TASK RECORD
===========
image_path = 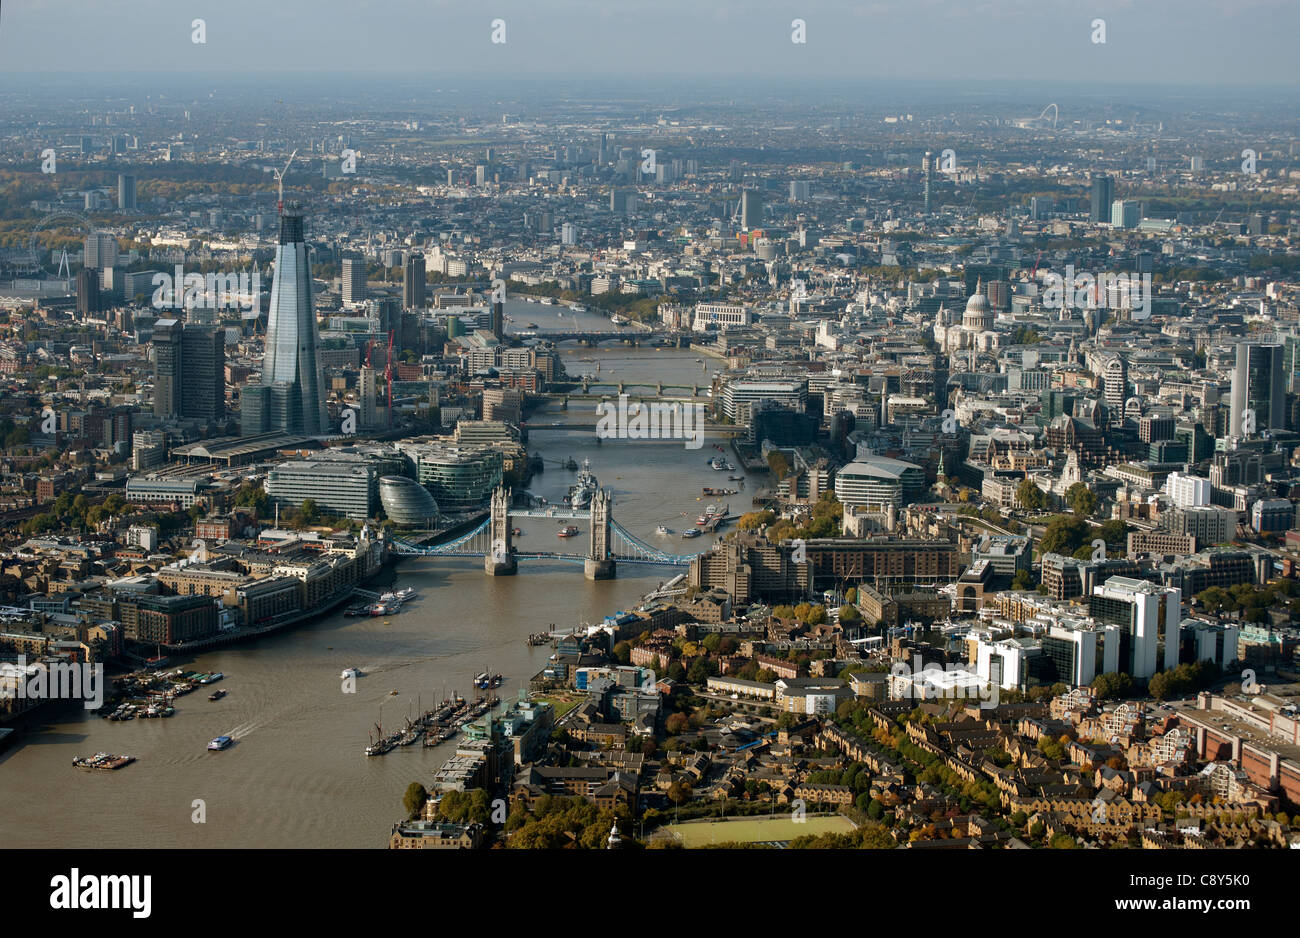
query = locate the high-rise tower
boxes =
[118,173,137,211]
[1089,174,1114,223]
[740,189,762,230]
[923,151,933,214]
[1229,342,1284,438]
[263,205,327,435]
[402,253,426,308]
[341,254,366,306]
[153,320,224,422]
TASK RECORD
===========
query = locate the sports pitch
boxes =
[665,813,856,847]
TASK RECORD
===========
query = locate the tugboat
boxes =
[656,525,671,536]
[557,525,580,538]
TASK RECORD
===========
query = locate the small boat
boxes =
[208,688,227,701]
[656,525,670,536]
[341,667,363,680]
[557,525,580,538]
[512,527,522,536]
[526,322,539,329]
[73,753,136,771]
[388,690,399,696]
[198,672,223,684]
[208,736,233,751]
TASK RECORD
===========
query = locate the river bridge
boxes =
[388,485,712,579]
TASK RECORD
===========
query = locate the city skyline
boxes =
[1,0,1298,894]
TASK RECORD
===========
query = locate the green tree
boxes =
[234,483,271,516]
[767,451,791,480]
[298,498,320,525]
[402,782,428,819]
[1065,482,1097,517]
[1016,478,1046,511]
[1091,671,1134,701]
[1097,519,1129,546]
[1040,514,1091,555]
[687,658,713,685]
[738,509,775,531]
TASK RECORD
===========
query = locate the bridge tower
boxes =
[584,488,616,580]
[485,484,516,576]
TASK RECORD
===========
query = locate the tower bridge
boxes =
[387,485,710,578]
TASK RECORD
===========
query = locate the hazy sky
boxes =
[1,0,1297,87]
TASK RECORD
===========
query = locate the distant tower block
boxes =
[923,151,933,214]
[584,488,616,580]
[485,484,516,576]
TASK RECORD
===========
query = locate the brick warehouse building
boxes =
[1171,692,1300,805]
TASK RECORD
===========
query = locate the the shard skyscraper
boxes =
[259,204,327,435]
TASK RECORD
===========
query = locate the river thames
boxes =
[0,338,748,847]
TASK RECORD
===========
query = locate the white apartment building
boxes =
[1165,471,1211,508]
[265,460,378,521]
[692,303,751,331]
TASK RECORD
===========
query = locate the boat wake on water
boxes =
[226,721,260,740]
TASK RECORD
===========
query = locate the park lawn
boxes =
[665,813,855,847]
[534,695,582,719]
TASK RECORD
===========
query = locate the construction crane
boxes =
[1030,250,1043,278]
[273,149,297,216]
[385,330,394,428]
